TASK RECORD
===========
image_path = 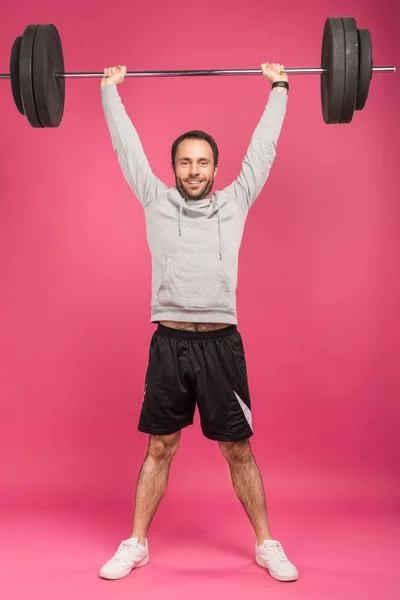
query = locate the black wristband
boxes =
[272,80,289,92]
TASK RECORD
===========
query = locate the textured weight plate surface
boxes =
[32,24,65,127]
[321,17,346,124]
[356,29,372,110]
[19,24,43,127]
[340,17,359,124]
[10,36,24,115]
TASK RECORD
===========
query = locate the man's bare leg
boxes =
[131,432,181,544]
[219,439,273,545]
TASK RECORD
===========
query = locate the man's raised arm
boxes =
[231,62,288,210]
[101,66,168,208]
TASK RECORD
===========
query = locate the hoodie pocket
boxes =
[157,253,233,310]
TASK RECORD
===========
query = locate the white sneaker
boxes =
[99,537,149,580]
[256,539,298,582]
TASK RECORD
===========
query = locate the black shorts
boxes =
[138,324,253,442]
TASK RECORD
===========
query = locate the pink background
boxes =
[1,0,399,599]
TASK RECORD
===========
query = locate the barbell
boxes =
[0,16,396,128]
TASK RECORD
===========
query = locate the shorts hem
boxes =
[138,422,193,436]
[201,430,254,442]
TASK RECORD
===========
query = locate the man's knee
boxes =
[219,439,252,464]
[148,432,181,462]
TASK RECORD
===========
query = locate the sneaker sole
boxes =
[256,555,298,582]
[99,555,149,580]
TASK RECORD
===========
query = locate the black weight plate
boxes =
[321,17,346,124]
[32,24,65,128]
[340,17,359,124]
[19,24,43,128]
[10,36,24,115]
[356,29,372,110]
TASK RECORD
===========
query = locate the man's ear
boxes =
[214,166,219,177]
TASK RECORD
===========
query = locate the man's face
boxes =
[174,138,218,201]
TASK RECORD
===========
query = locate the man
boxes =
[99,62,298,583]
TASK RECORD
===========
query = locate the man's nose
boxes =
[189,163,200,176]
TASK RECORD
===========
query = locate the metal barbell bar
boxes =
[1,66,396,79]
[63,66,397,77]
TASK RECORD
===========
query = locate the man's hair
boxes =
[171,130,219,170]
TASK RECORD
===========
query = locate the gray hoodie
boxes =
[101,84,288,324]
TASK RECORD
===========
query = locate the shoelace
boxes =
[265,543,288,563]
[112,541,139,562]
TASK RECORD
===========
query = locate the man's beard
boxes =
[175,175,215,201]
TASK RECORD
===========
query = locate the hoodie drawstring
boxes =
[213,199,222,261]
[179,197,184,237]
